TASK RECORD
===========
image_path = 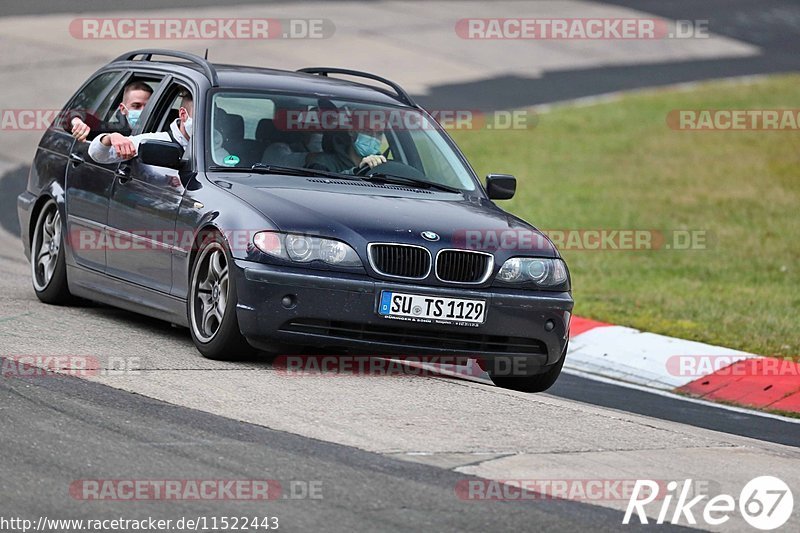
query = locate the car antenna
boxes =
[204,48,209,60]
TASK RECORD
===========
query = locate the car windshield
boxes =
[207,91,477,191]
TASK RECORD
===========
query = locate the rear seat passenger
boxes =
[258,115,317,167]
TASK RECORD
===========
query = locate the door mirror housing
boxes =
[485,174,516,200]
[138,140,184,170]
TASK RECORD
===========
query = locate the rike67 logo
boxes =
[624,476,794,530]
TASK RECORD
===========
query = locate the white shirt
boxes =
[88,119,189,165]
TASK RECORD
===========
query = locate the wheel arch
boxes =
[188,223,227,275]
[29,188,64,247]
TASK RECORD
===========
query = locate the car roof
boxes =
[217,65,410,106]
[112,59,413,107]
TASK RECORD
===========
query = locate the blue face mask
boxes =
[126,108,142,127]
[353,133,381,157]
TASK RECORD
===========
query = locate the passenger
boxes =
[87,90,193,188]
[70,81,153,142]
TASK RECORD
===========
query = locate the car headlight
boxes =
[253,231,362,267]
[495,257,568,287]
[285,234,313,261]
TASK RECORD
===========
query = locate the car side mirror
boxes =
[139,140,184,170]
[486,174,516,200]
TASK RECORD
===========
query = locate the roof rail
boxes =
[297,67,417,107]
[112,49,219,87]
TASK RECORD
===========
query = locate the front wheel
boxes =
[488,343,568,393]
[188,233,254,360]
[30,199,72,305]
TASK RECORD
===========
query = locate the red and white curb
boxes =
[566,318,800,414]
[419,317,800,415]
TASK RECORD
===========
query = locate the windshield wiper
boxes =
[251,163,348,179]
[208,164,349,180]
[208,164,458,192]
[362,173,462,193]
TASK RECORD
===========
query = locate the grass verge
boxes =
[450,75,800,359]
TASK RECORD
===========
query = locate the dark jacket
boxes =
[68,109,132,140]
[305,151,358,174]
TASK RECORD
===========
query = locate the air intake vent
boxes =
[436,250,493,284]
[306,178,433,194]
[281,319,549,355]
[368,244,431,279]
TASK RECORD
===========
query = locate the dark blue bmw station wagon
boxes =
[18,50,573,392]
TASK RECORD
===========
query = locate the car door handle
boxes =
[69,152,84,166]
[116,165,131,184]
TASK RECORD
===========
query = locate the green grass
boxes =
[449,75,800,359]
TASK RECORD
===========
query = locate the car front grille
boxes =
[435,250,493,283]
[280,319,548,355]
[368,244,431,279]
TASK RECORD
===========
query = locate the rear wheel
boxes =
[489,343,567,393]
[30,199,72,305]
[188,233,254,360]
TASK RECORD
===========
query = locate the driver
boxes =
[305,128,386,174]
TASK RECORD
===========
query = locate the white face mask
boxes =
[183,117,193,138]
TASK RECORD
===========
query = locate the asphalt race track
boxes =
[3,367,668,532]
[1,1,799,531]
[1,236,798,530]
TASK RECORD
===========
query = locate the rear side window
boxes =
[60,71,123,132]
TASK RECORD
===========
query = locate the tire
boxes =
[188,232,254,360]
[489,343,568,393]
[30,199,72,305]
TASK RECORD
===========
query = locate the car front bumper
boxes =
[234,260,573,372]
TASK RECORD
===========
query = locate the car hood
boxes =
[223,178,557,257]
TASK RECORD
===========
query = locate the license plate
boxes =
[378,291,487,326]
